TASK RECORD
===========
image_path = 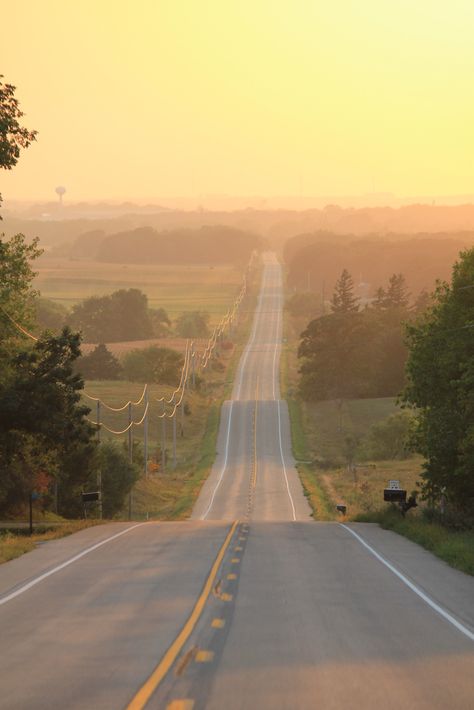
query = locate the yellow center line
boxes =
[126,521,238,710]
[166,701,194,710]
[252,380,258,492]
[211,618,225,628]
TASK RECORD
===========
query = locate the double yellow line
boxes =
[126,521,238,710]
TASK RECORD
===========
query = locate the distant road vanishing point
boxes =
[0,252,473,710]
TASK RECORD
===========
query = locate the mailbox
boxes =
[82,491,100,503]
[384,488,407,503]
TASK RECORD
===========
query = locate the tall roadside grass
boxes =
[355,508,474,576]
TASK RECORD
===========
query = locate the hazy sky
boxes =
[2,0,474,202]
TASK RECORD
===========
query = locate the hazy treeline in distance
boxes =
[4,202,474,253]
[285,231,474,299]
[50,225,261,264]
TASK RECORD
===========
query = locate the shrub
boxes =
[122,346,183,384]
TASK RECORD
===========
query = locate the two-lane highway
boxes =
[0,253,473,709]
[192,253,311,522]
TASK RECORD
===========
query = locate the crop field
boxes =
[34,257,243,324]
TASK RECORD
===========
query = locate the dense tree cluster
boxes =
[75,344,122,380]
[298,270,412,401]
[0,233,97,517]
[403,248,474,517]
[175,310,210,338]
[69,288,154,342]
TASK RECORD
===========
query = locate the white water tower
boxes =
[55,185,66,204]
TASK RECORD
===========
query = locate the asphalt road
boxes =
[0,253,473,709]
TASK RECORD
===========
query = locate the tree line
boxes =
[50,225,261,264]
[297,254,474,521]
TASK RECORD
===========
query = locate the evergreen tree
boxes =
[77,343,122,380]
[373,274,410,310]
[330,270,359,314]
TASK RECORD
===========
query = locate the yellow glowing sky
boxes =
[2,0,474,202]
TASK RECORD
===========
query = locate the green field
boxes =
[34,258,243,324]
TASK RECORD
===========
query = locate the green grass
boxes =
[354,509,474,576]
[286,397,334,521]
[34,259,242,324]
[305,397,399,465]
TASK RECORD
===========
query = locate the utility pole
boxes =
[161,402,166,473]
[143,389,149,478]
[97,400,102,520]
[128,402,133,521]
[172,410,177,469]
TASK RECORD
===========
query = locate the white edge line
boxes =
[201,401,234,520]
[277,399,297,521]
[273,267,296,521]
[340,524,474,642]
[0,523,146,606]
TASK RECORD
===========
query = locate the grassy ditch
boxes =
[0,520,103,565]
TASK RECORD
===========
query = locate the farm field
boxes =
[34,257,243,324]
